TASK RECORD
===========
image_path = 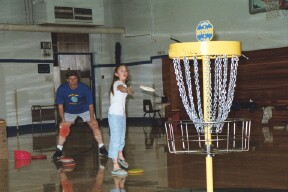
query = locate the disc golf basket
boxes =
[166,40,251,192]
[262,0,288,19]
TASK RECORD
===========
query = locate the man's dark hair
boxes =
[66,70,79,79]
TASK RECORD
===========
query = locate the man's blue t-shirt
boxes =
[55,82,93,114]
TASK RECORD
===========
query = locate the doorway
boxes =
[53,52,96,113]
[52,33,96,114]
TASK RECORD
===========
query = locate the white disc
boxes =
[59,157,74,163]
[139,85,155,92]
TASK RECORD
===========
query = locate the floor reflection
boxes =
[4,118,288,191]
[111,174,127,192]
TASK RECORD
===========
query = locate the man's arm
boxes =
[58,104,65,123]
[89,104,96,120]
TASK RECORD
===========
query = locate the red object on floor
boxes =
[31,155,47,160]
[59,157,74,163]
[14,160,31,169]
[14,150,31,160]
[62,162,76,167]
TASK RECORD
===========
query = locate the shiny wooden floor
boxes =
[1,119,288,192]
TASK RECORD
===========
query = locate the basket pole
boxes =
[202,56,213,191]
[206,155,213,191]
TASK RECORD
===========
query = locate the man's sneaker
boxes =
[52,148,63,161]
[53,160,63,172]
[99,157,108,169]
[99,146,108,158]
[53,160,75,172]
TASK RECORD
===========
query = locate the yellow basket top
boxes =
[169,41,241,59]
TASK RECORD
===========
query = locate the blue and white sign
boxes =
[196,20,214,42]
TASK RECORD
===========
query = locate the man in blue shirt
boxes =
[52,70,108,161]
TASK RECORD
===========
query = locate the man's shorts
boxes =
[64,111,91,123]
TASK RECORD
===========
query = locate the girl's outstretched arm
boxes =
[117,85,132,95]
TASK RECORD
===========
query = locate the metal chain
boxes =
[183,57,199,121]
[193,57,204,122]
[211,56,221,122]
[172,55,239,134]
[218,56,228,122]
[193,57,204,132]
[219,56,239,127]
[203,56,212,122]
[173,58,194,121]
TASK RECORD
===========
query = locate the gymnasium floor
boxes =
[1,119,288,192]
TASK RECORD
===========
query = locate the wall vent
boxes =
[54,6,93,22]
[33,0,104,26]
[54,7,74,20]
